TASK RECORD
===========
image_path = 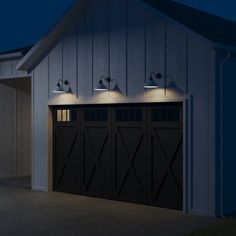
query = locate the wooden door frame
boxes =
[183,95,193,214]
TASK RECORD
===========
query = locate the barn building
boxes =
[0,0,236,217]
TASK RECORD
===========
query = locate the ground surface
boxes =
[187,218,236,235]
[0,177,235,236]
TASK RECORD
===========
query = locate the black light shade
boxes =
[52,82,64,93]
[112,84,121,92]
[65,86,73,94]
[52,79,73,94]
[167,80,183,94]
[94,79,108,91]
[144,77,159,89]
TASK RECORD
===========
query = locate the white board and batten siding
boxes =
[32,56,49,191]
[16,89,31,176]
[0,57,31,179]
[188,36,216,216]
[31,0,216,216]
[214,51,236,216]
[0,59,28,79]
[110,0,127,95]
[0,81,31,178]
[0,84,16,177]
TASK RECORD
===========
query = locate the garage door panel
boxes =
[171,141,183,196]
[152,128,182,159]
[81,107,112,198]
[116,127,144,154]
[149,104,183,209]
[82,132,94,183]
[84,126,109,154]
[113,107,147,203]
[85,166,110,196]
[115,170,146,203]
[56,165,79,193]
[114,134,129,182]
[82,127,110,177]
[152,174,182,209]
[150,134,168,196]
[82,126,111,197]
[54,126,80,194]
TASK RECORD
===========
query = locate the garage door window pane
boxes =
[56,109,77,122]
[116,109,142,122]
[84,109,108,121]
[152,107,180,122]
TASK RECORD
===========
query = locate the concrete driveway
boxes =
[0,183,220,236]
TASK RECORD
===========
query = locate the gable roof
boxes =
[17,0,236,71]
[144,0,236,47]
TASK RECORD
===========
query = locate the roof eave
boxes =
[16,40,43,71]
[214,43,236,53]
[0,52,23,62]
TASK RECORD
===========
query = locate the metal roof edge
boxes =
[0,52,23,62]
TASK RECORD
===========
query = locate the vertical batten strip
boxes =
[144,11,147,85]
[31,70,35,189]
[108,0,111,77]
[125,0,128,96]
[47,54,50,98]
[190,95,194,211]
[11,59,13,77]
[62,39,64,89]
[91,0,94,95]
[76,23,79,97]
[164,23,167,93]
[186,36,189,94]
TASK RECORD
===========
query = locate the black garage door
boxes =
[53,103,183,210]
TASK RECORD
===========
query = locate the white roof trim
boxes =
[0,52,23,61]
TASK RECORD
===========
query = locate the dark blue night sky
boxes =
[0,0,235,53]
[0,0,75,53]
[175,0,236,21]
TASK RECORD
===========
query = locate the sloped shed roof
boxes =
[0,45,32,56]
[0,45,33,61]
[17,0,236,71]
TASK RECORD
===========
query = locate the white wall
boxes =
[0,59,28,79]
[0,83,16,178]
[0,78,31,178]
[16,89,31,176]
[188,36,215,216]
[32,57,49,191]
[215,52,236,216]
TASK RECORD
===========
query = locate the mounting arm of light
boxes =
[52,79,73,94]
[144,72,174,95]
[94,76,119,91]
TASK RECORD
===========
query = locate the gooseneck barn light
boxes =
[52,79,73,94]
[144,72,177,95]
[94,76,119,91]
[144,72,162,89]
